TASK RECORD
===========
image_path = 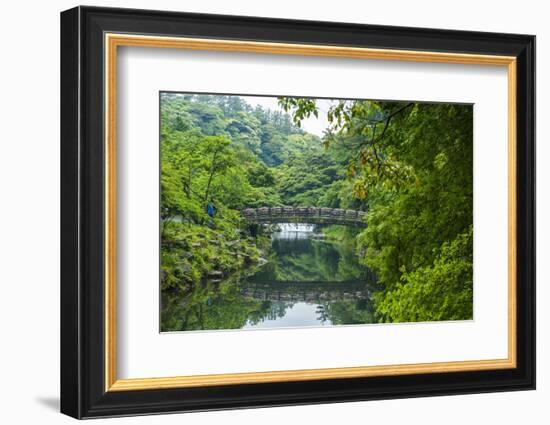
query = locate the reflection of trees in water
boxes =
[161,277,378,331]
[317,298,376,325]
[248,301,290,325]
[161,266,265,331]
[256,237,370,283]
[162,283,295,331]
[161,233,380,332]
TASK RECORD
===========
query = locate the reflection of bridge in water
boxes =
[241,207,367,227]
[240,281,373,303]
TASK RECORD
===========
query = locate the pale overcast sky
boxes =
[240,95,335,138]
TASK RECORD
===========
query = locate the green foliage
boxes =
[160,94,286,293]
[276,149,351,207]
[279,97,319,126]
[284,98,473,322]
[373,227,473,322]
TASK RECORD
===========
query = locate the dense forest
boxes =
[160,93,473,330]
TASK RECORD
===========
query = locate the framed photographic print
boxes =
[60,6,535,419]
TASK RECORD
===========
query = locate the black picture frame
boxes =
[61,5,535,419]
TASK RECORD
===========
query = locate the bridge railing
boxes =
[241,206,366,226]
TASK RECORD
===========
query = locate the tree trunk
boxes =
[204,149,219,202]
[187,164,192,197]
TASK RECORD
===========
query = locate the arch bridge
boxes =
[241,206,367,227]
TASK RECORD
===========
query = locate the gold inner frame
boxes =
[104,33,518,392]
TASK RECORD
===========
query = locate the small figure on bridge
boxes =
[206,203,216,217]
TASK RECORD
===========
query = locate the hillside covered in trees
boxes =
[160,93,473,329]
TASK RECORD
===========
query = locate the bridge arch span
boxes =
[241,206,367,227]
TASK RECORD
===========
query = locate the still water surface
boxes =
[242,223,376,329]
[161,223,378,332]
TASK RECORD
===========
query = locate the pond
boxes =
[161,223,379,332]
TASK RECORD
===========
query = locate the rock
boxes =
[162,239,187,249]
[179,264,192,273]
[208,270,223,278]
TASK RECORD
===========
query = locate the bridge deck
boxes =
[241,207,367,227]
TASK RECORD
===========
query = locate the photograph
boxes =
[159,92,474,332]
